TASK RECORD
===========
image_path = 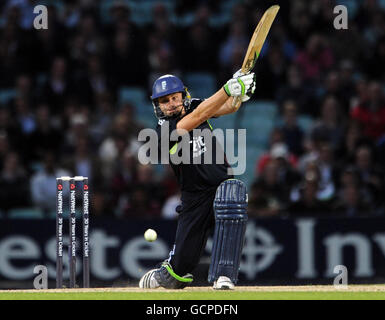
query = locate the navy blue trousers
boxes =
[167,188,217,277]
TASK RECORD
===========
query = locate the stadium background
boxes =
[0,0,384,288]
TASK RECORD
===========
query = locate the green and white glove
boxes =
[241,73,256,102]
[231,69,256,102]
[232,68,245,78]
[224,72,255,98]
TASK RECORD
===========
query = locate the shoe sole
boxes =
[139,269,157,289]
[213,282,234,290]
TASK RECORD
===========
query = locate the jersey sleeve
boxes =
[188,98,203,113]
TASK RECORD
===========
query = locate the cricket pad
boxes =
[208,179,248,284]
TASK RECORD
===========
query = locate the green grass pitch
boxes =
[1,286,385,300]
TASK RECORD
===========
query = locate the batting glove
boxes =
[240,73,256,102]
[224,72,255,97]
[232,68,245,78]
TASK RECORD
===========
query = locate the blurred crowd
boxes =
[0,0,384,219]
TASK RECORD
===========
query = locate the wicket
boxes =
[56,176,90,288]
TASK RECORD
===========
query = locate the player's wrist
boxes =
[223,84,231,96]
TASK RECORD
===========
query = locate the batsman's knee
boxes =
[154,262,193,289]
[214,178,248,217]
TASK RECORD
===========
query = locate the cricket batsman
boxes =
[139,71,255,290]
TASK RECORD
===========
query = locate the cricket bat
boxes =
[232,5,280,109]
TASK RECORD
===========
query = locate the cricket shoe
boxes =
[213,276,235,290]
[139,269,160,289]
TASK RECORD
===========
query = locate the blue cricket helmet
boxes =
[151,74,191,119]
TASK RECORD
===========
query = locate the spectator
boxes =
[13,74,35,106]
[180,5,219,73]
[0,106,24,150]
[268,18,297,61]
[3,0,35,30]
[14,96,35,135]
[218,21,249,82]
[63,112,89,152]
[365,35,385,81]
[75,54,111,106]
[353,144,384,209]
[105,0,139,38]
[337,60,357,113]
[62,0,82,29]
[292,159,336,202]
[0,152,30,214]
[146,2,177,51]
[0,16,24,86]
[329,20,366,65]
[30,5,67,74]
[350,77,370,113]
[110,149,137,212]
[334,120,365,167]
[105,28,147,89]
[362,10,385,48]
[62,135,102,186]
[288,3,314,47]
[355,0,383,29]
[257,140,298,177]
[98,110,142,180]
[67,33,89,74]
[254,41,287,99]
[255,139,297,176]
[332,183,373,217]
[124,186,161,219]
[350,81,385,141]
[295,34,334,86]
[317,142,339,199]
[320,71,350,113]
[288,167,332,217]
[310,95,345,149]
[28,104,63,161]
[40,57,74,112]
[147,33,180,89]
[248,160,289,218]
[276,64,314,115]
[278,100,304,156]
[76,13,105,57]
[121,164,162,218]
[90,187,112,217]
[0,133,11,169]
[335,166,375,215]
[30,152,71,216]
[311,0,337,34]
[89,92,116,145]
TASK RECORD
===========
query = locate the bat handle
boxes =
[232,96,242,110]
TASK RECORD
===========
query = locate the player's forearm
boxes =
[213,97,242,117]
[176,88,228,132]
[195,88,229,121]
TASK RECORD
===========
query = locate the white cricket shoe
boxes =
[213,276,235,290]
[139,269,160,289]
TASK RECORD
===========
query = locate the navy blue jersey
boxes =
[156,99,233,195]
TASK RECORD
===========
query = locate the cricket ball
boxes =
[144,229,157,242]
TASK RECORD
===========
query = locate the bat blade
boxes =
[232,5,280,109]
[241,5,280,74]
